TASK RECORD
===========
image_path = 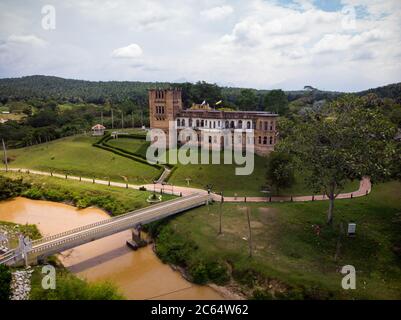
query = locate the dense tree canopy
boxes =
[277,96,398,224]
[264,89,289,115]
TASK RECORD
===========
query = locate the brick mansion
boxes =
[148,88,278,156]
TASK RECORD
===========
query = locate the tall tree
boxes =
[278,96,397,224]
[266,151,295,195]
[237,89,258,111]
[264,89,289,115]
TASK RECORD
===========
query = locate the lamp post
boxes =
[2,139,8,172]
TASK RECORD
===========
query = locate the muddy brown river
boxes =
[0,197,223,300]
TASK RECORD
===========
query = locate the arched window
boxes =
[270,121,273,130]
[259,122,263,130]
[201,120,204,127]
[196,120,200,127]
[177,119,180,127]
[264,121,268,130]
[225,121,229,128]
[189,118,192,127]
[258,136,262,144]
[263,137,267,145]
[238,120,243,129]
[181,119,185,127]
[230,121,235,128]
[269,136,273,144]
[247,121,251,129]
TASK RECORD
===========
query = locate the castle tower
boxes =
[148,88,182,135]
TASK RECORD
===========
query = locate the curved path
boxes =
[1,168,371,203]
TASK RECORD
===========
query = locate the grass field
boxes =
[106,136,150,159]
[5,134,358,196]
[104,137,359,196]
[152,180,401,299]
[6,135,160,184]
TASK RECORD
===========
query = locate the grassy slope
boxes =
[7,135,159,184]
[6,134,358,196]
[105,137,358,196]
[106,137,150,159]
[1,171,175,215]
[158,181,401,299]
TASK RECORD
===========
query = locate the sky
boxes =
[0,0,400,92]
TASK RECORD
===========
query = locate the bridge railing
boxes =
[31,194,209,254]
[32,193,202,246]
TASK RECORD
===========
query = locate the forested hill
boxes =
[358,82,401,101]
[0,75,342,105]
[0,75,400,108]
[0,75,167,105]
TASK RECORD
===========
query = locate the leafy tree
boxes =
[278,97,397,224]
[237,89,258,111]
[266,151,295,195]
[0,265,11,300]
[264,89,289,115]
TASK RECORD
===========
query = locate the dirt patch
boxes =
[258,207,279,224]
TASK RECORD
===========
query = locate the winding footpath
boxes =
[1,167,371,203]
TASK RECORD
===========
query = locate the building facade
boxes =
[148,89,278,156]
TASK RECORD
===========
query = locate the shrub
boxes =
[0,265,12,300]
[189,261,209,284]
[188,260,230,285]
[156,226,197,266]
[30,269,124,300]
[0,176,29,200]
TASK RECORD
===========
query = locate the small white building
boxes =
[91,124,106,136]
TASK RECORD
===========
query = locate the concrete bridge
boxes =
[0,193,210,267]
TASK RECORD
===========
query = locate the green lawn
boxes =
[6,135,160,184]
[101,137,359,196]
[106,137,150,159]
[1,171,175,215]
[5,134,359,196]
[154,181,401,299]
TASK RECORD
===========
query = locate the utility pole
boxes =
[218,193,223,235]
[121,110,124,129]
[111,109,114,129]
[2,139,8,172]
[246,207,253,258]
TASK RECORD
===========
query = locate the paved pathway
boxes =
[1,168,371,203]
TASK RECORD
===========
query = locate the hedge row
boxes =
[94,134,177,183]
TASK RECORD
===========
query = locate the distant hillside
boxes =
[0,75,341,104]
[0,75,400,107]
[0,75,169,105]
[358,83,401,102]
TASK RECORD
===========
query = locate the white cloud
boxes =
[0,0,400,91]
[7,34,47,47]
[112,44,143,59]
[200,5,233,20]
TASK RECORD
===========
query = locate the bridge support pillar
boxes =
[126,224,147,251]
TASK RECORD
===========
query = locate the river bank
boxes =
[0,197,224,299]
